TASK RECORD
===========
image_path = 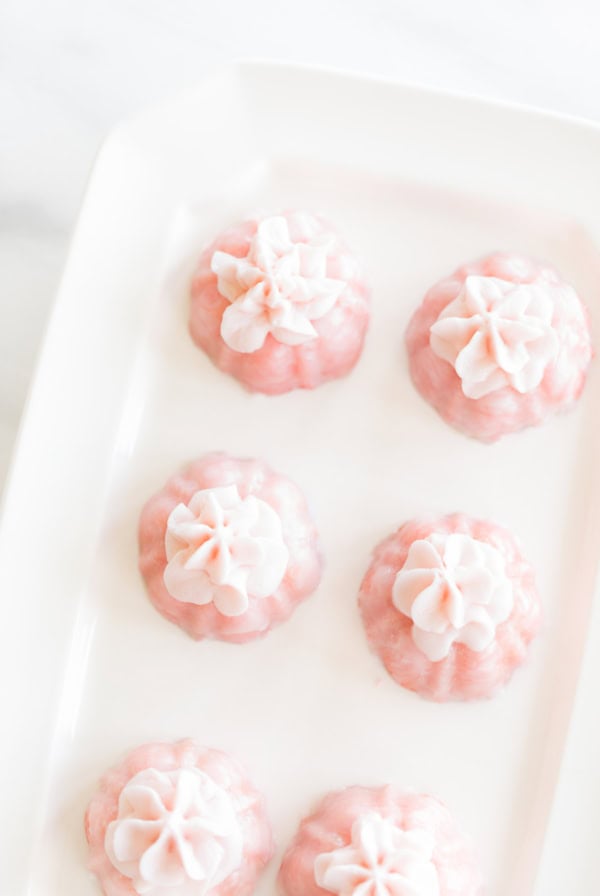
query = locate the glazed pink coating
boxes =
[278,785,483,896]
[358,514,541,702]
[85,739,274,896]
[405,253,592,441]
[189,214,370,394]
[138,453,322,642]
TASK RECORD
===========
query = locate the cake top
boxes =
[211,213,347,353]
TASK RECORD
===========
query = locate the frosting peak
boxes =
[429,275,560,398]
[105,767,243,896]
[211,215,346,353]
[314,812,440,896]
[164,485,289,616]
[392,532,513,662]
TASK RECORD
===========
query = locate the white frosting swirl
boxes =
[429,275,560,399]
[314,812,440,896]
[163,485,289,616]
[211,215,346,353]
[392,533,513,662]
[105,767,243,896]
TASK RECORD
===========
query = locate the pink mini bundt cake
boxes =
[278,785,483,896]
[85,739,273,896]
[405,253,592,441]
[138,453,322,642]
[190,211,370,393]
[359,513,541,701]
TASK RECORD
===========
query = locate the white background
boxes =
[1,0,600,487]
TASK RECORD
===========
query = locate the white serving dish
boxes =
[1,62,600,896]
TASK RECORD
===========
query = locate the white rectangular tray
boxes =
[2,63,600,896]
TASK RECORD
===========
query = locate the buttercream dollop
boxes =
[429,274,560,398]
[392,532,513,662]
[105,767,243,896]
[314,812,440,896]
[163,484,289,616]
[211,215,346,353]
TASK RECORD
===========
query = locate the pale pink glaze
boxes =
[189,214,370,394]
[138,453,322,642]
[278,785,483,896]
[405,253,592,441]
[358,514,541,701]
[85,739,274,896]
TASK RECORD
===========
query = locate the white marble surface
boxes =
[1,0,599,488]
